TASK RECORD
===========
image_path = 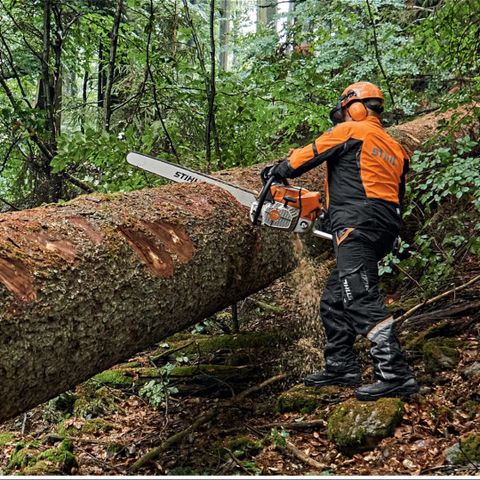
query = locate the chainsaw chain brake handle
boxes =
[252,175,275,226]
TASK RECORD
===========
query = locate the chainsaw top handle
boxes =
[252,175,288,226]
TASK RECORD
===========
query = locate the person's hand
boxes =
[260,164,279,184]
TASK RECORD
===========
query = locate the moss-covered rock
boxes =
[105,442,125,458]
[22,460,62,475]
[8,438,76,474]
[444,433,480,466]
[422,337,461,373]
[37,441,76,472]
[327,398,404,453]
[461,361,480,379]
[403,321,450,351]
[151,333,284,361]
[42,392,77,423]
[277,384,340,414]
[0,432,16,446]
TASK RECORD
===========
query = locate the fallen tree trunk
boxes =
[0,182,299,422]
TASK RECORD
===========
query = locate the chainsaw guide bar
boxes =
[127,152,332,241]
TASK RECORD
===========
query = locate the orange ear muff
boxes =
[347,101,367,121]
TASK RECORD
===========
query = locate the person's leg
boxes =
[304,266,360,387]
[335,229,417,399]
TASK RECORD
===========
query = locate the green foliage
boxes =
[384,136,480,294]
[138,363,179,409]
[408,137,480,209]
[267,427,289,448]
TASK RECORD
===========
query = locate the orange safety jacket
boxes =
[275,116,410,233]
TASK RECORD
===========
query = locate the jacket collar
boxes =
[365,115,383,127]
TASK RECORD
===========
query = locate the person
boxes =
[263,82,419,401]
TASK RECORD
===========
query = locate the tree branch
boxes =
[145,0,180,161]
[365,0,396,110]
[396,273,480,327]
[128,373,287,472]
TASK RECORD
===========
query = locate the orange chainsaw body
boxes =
[270,185,322,221]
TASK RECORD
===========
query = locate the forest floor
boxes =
[0,254,479,476]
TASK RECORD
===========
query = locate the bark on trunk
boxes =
[0,181,298,422]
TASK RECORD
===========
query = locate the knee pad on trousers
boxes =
[340,264,370,305]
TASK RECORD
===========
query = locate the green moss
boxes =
[8,448,38,468]
[80,418,114,434]
[122,361,142,368]
[386,297,419,315]
[73,386,121,418]
[38,447,77,471]
[57,418,113,437]
[422,337,461,373]
[403,321,451,351]
[22,460,61,475]
[57,420,77,437]
[92,369,133,387]
[43,392,77,423]
[445,433,480,465]
[460,400,479,420]
[105,442,124,456]
[223,436,262,458]
[151,333,283,361]
[0,432,16,446]
[170,364,252,377]
[327,398,404,453]
[277,384,339,414]
[132,367,163,377]
[7,434,76,474]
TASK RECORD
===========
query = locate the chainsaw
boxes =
[126,152,332,241]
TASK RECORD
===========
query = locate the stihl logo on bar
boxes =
[174,171,198,182]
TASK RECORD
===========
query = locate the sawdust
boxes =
[274,250,335,378]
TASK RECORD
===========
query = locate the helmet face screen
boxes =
[329,104,345,125]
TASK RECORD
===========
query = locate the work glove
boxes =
[260,160,291,185]
[260,164,280,185]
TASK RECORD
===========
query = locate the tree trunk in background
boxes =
[257,0,276,32]
[219,0,231,71]
[97,41,106,108]
[103,0,123,131]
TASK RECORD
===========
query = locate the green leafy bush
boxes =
[383,136,480,295]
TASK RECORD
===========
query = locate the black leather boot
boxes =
[355,377,419,401]
[304,370,361,387]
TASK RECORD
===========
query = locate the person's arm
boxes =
[274,122,354,179]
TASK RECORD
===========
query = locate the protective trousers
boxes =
[320,228,413,381]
